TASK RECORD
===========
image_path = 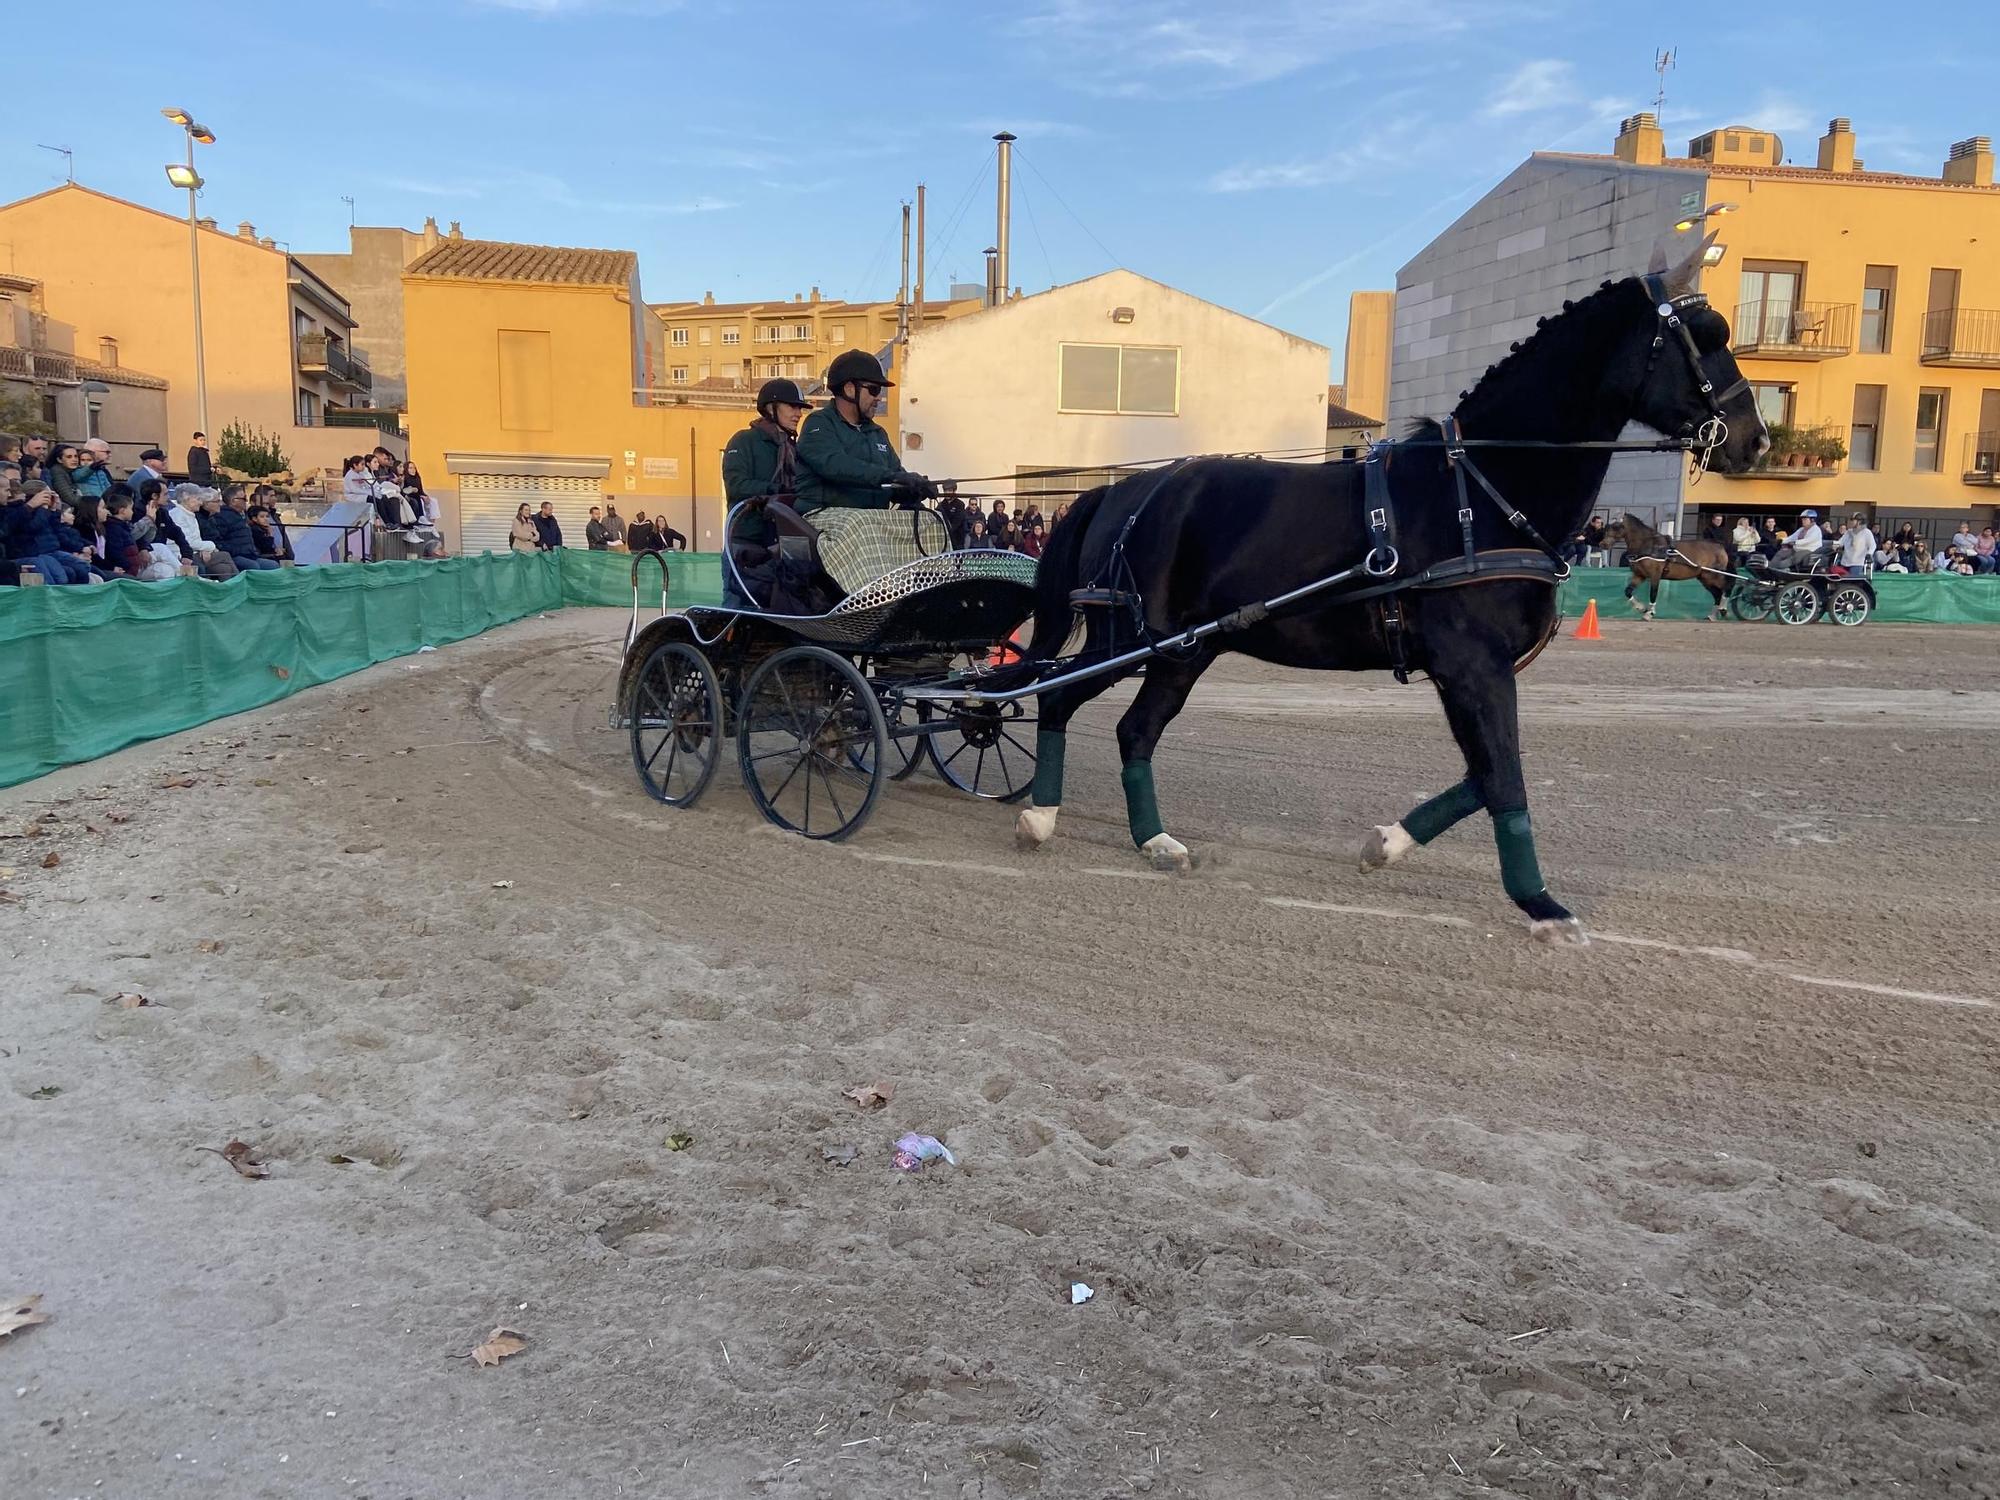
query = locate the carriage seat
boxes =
[810,507,951,595]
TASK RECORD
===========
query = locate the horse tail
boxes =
[978,484,1110,692]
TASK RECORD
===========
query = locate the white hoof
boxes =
[1015,803,1060,849]
[1642,608,1657,622]
[1140,832,1192,873]
[1359,822,1416,873]
[1529,917,1589,946]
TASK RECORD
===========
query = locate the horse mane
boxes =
[1620,511,1663,549]
[1438,276,1647,423]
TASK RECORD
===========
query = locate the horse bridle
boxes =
[1640,273,1753,478]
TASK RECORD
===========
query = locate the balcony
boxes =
[295,406,406,436]
[296,332,374,392]
[1723,420,1848,480]
[1731,300,1854,360]
[0,345,80,382]
[1963,431,2000,486]
[1921,307,2000,368]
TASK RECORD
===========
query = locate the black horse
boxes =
[1002,237,1765,943]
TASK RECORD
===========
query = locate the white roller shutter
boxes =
[457,472,604,556]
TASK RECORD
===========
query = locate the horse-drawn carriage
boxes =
[613,504,1042,841]
[1727,552,1875,626]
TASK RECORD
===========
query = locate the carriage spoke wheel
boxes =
[1728,583,1773,622]
[1776,581,1822,626]
[627,640,723,808]
[737,645,887,841]
[1827,583,1871,627]
[929,659,1038,803]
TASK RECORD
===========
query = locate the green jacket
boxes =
[723,424,785,546]
[794,407,903,513]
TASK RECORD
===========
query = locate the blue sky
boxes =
[2,0,1988,377]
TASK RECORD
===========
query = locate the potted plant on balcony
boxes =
[1764,422,1802,469]
[1813,432,1847,471]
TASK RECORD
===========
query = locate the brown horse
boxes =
[1606,512,1737,620]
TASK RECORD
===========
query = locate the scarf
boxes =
[752,417,798,498]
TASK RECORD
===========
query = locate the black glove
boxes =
[891,472,939,504]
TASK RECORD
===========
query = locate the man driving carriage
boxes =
[1769,508,1823,572]
[795,350,937,514]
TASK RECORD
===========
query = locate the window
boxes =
[1058,343,1180,415]
[97,337,119,368]
[722,327,740,346]
[1974,390,2000,476]
[828,324,845,342]
[39,392,57,426]
[1850,384,1885,471]
[698,327,711,346]
[670,365,689,384]
[698,361,711,380]
[1859,266,1895,353]
[1739,260,1805,345]
[294,309,314,339]
[670,327,689,346]
[497,329,554,430]
[1724,131,1742,151]
[793,323,811,341]
[758,326,778,343]
[298,388,320,425]
[86,401,102,440]
[1915,387,1947,471]
[1750,382,1795,429]
[1925,267,1961,353]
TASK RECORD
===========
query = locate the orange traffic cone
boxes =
[1573,599,1602,640]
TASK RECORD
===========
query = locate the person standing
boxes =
[794,350,933,514]
[1730,515,1758,561]
[627,511,661,553]
[601,504,627,550]
[508,503,539,553]
[1837,515,1876,574]
[185,432,214,486]
[585,506,610,550]
[532,500,563,551]
[128,447,169,500]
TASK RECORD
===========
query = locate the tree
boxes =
[0,389,58,441]
[216,421,290,478]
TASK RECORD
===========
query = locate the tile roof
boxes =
[1327,401,1381,429]
[1536,151,2000,193]
[406,237,638,286]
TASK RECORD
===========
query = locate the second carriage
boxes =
[1726,551,1876,626]
[614,504,1041,842]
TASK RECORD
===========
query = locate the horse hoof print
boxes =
[1529,918,1589,946]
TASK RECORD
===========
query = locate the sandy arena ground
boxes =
[3,609,1998,1500]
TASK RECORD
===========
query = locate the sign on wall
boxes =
[642,457,680,479]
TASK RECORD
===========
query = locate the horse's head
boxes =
[1614,235,1767,474]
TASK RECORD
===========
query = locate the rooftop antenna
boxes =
[1652,48,1675,118]
[38,144,74,182]
[340,194,355,226]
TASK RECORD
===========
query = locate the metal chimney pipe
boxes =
[897,201,911,344]
[914,183,926,315]
[993,132,1015,305]
[983,247,999,309]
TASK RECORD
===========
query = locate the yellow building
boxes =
[0,183,402,479]
[1341,290,1394,430]
[649,288,983,432]
[1,272,171,466]
[403,237,756,554]
[1581,117,2000,529]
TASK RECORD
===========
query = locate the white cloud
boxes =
[1208,118,1443,194]
[1484,58,1578,118]
[1740,91,1815,138]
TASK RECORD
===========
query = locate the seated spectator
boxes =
[508,502,539,554]
[1,479,98,584]
[213,484,280,570]
[45,443,84,508]
[533,500,563,551]
[74,439,120,499]
[167,483,236,579]
[1976,528,1998,574]
[100,493,168,579]
[1951,521,1980,555]
[250,485,295,560]
[341,455,371,502]
[1566,514,1608,565]
[53,502,112,580]
[627,511,662,553]
[246,503,290,563]
[1756,517,1781,558]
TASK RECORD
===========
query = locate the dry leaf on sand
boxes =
[199,1140,269,1179]
[842,1082,895,1111]
[491,880,514,890]
[469,1328,527,1367]
[0,1294,50,1340]
[195,939,225,954]
[822,1144,861,1167]
[161,777,197,790]
[105,810,132,824]
[111,992,153,1009]
[40,851,59,870]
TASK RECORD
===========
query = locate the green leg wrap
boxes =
[1121,760,1164,848]
[1403,779,1484,845]
[1490,806,1548,902]
[1030,729,1066,807]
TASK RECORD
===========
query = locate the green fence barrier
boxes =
[0,553,563,789]
[558,548,724,608]
[1556,566,2000,625]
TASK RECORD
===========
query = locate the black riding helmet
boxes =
[755,378,813,419]
[825,348,893,395]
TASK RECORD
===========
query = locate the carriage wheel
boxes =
[1776,581,1822,626]
[1827,583,1871,627]
[737,645,887,841]
[929,682,1038,803]
[628,640,723,808]
[1728,583,1773,622]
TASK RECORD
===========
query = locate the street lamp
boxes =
[162,107,216,436]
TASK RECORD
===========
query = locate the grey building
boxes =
[1388,114,1707,531]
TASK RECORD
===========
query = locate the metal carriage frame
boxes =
[615,509,1047,841]
[1724,554,1876,627]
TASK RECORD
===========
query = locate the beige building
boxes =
[1341,290,1394,431]
[299,216,464,418]
[0,272,170,466]
[900,269,1329,501]
[0,183,403,481]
